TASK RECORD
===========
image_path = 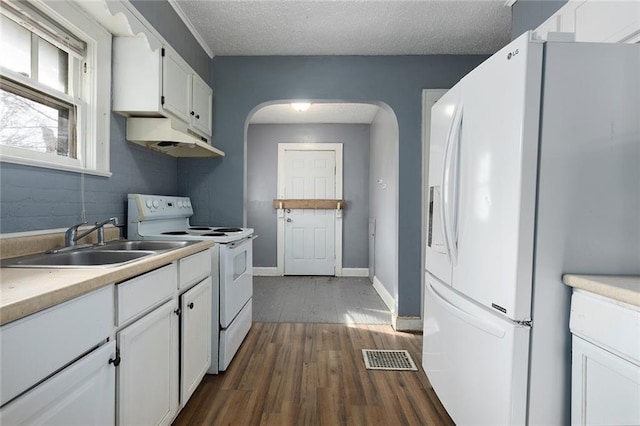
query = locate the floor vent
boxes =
[362,349,418,371]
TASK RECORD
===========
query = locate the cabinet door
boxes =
[180,277,212,407]
[191,74,213,137]
[162,50,191,123]
[0,341,116,425]
[118,300,179,426]
[572,336,640,425]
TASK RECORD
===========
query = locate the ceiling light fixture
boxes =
[291,102,311,112]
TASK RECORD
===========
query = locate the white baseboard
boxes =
[254,267,369,278]
[372,276,395,313]
[393,315,423,332]
[253,267,279,276]
[340,268,369,277]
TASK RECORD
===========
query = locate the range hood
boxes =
[126,118,225,158]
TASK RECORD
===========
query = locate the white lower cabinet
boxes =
[117,299,179,426]
[180,277,212,406]
[0,341,116,425]
[0,249,214,426]
[572,336,640,425]
[570,290,640,425]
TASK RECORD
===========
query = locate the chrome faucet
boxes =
[65,217,119,247]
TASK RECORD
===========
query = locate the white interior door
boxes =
[278,144,342,276]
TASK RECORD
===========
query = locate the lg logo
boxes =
[507,49,520,60]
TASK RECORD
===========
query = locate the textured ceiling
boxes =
[250,102,381,124]
[172,0,513,56]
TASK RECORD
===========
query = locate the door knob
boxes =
[286,218,292,222]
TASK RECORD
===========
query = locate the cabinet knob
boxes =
[188,302,195,309]
[195,114,200,119]
[109,350,121,367]
[174,307,181,316]
[190,111,195,116]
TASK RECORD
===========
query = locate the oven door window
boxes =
[233,250,247,281]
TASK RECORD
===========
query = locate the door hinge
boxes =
[515,320,532,327]
[161,47,165,57]
[83,62,87,74]
[161,96,165,105]
[109,349,121,367]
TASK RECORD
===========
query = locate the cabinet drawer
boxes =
[178,249,212,290]
[0,285,113,406]
[570,290,640,364]
[117,263,177,327]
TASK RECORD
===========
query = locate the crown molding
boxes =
[166,0,214,58]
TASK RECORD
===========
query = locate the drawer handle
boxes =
[109,350,121,367]
[188,302,195,309]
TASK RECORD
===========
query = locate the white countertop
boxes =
[0,240,215,326]
[563,274,640,307]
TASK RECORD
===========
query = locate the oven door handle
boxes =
[226,234,257,250]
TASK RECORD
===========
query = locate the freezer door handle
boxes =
[427,277,505,338]
[441,104,463,266]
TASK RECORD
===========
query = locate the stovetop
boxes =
[154,226,253,243]
[127,194,253,244]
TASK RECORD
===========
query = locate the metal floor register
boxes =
[362,349,418,371]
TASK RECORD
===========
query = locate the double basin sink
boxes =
[2,240,197,268]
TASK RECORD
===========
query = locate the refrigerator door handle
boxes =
[427,277,506,338]
[441,104,463,265]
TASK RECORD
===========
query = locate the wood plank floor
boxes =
[174,323,454,426]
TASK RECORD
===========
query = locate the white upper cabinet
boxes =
[191,74,213,136]
[112,37,213,140]
[162,50,192,124]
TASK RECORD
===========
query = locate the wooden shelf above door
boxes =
[272,199,346,210]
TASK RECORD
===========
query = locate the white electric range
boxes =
[127,193,255,372]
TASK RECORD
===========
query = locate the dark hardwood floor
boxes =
[174,322,454,425]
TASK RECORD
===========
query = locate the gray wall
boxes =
[0,116,177,232]
[0,2,206,233]
[178,55,487,317]
[369,107,399,306]
[511,0,568,39]
[247,123,370,269]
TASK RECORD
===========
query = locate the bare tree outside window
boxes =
[0,86,74,158]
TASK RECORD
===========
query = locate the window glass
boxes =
[0,83,75,158]
[0,15,31,77]
[38,39,68,93]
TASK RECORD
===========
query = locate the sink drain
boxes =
[362,349,418,371]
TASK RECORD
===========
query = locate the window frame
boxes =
[0,0,112,177]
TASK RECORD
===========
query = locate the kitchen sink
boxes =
[2,250,156,268]
[1,240,198,269]
[94,240,194,251]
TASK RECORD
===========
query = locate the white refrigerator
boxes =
[423,32,640,425]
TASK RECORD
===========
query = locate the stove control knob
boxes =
[152,199,160,208]
[187,201,192,208]
[145,199,153,208]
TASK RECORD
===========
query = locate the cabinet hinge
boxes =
[515,320,532,327]
[161,47,165,57]
[161,96,165,105]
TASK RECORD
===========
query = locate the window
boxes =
[0,0,111,175]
